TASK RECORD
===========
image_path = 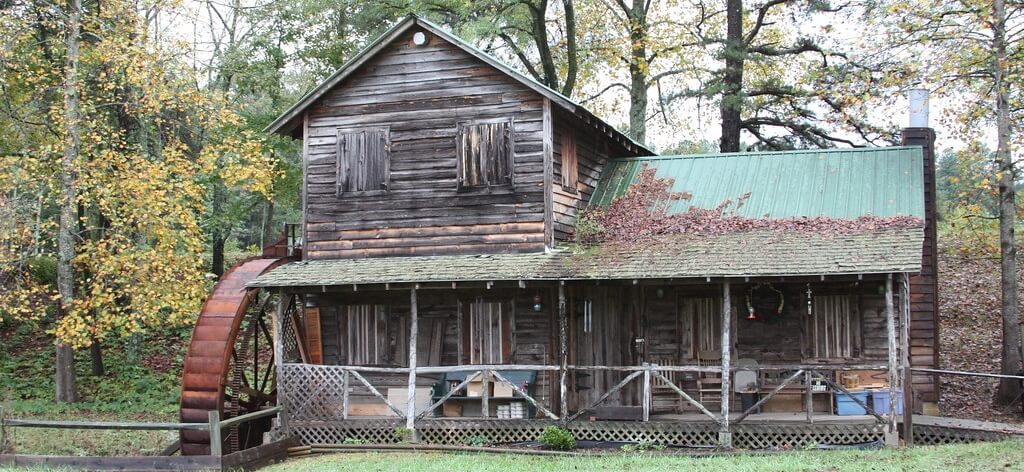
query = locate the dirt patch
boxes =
[937,239,1024,423]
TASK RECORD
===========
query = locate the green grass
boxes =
[262,441,1024,472]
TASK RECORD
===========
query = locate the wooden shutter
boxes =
[337,128,389,195]
[462,298,512,364]
[456,120,512,189]
[303,307,323,365]
[560,131,578,191]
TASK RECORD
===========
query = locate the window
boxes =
[685,297,721,360]
[462,298,511,364]
[807,295,861,359]
[456,119,513,189]
[560,131,578,192]
[336,127,390,195]
[345,304,389,365]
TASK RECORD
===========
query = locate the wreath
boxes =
[745,283,784,320]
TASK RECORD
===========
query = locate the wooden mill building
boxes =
[238,14,940,448]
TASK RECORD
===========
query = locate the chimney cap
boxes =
[908,88,929,128]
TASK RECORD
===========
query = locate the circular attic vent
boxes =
[412,31,429,46]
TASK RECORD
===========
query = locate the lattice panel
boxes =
[911,425,1012,446]
[572,421,719,447]
[418,419,552,445]
[733,423,885,449]
[293,419,404,445]
[280,364,354,421]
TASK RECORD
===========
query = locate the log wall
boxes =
[302,30,547,259]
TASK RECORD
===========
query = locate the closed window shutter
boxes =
[337,128,389,195]
[561,131,578,191]
[457,120,512,189]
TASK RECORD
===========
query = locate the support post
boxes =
[342,370,350,420]
[207,410,222,457]
[406,285,418,439]
[805,370,814,424]
[0,404,5,453]
[901,273,914,446]
[642,365,651,422]
[719,281,732,448]
[273,290,288,437]
[558,282,569,425]
[884,274,899,446]
[482,370,490,418]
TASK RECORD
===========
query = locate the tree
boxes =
[691,0,898,152]
[55,0,83,403]
[0,0,278,378]
[869,0,1024,404]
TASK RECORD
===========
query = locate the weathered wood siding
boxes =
[302,30,547,259]
[309,288,553,414]
[550,110,631,242]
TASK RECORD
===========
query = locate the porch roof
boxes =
[247,228,923,288]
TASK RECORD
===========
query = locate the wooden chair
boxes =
[649,358,684,413]
[697,356,723,410]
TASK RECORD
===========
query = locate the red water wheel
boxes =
[179,257,290,456]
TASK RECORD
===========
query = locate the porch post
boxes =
[719,281,732,448]
[273,289,289,436]
[406,285,419,439]
[558,282,569,426]
[884,274,899,446]
[901,273,914,445]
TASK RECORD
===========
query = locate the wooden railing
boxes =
[0,405,283,457]
[279,362,895,433]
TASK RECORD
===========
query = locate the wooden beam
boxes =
[490,370,559,420]
[207,411,222,457]
[719,281,732,448]
[733,369,804,424]
[558,283,569,425]
[567,371,642,423]
[542,97,554,249]
[805,371,813,424]
[406,286,419,435]
[273,290,289,436]
[885,274,898,442]
[652,371,719,423]
[901,273,914,445]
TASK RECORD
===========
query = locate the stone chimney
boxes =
[901,88,940,414]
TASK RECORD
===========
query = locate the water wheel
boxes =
[179,256,293,456]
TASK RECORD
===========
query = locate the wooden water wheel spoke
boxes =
[179,256,291,456]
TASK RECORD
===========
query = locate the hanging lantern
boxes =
[746,307,759,321]
[533,294,543,312]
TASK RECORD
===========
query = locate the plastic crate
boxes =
[835,391,869,415]
[871,390,904,415]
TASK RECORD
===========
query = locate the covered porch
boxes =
[252,229,922,448]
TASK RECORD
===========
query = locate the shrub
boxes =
[538,426,576,450]
[463,434,490,447]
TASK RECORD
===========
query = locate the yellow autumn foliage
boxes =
[0,0,279,348]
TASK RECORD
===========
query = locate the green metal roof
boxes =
[249,228,923,287]
[590,147,926,219]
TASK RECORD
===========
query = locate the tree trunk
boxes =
[212,232,226,277]
[90,338,104,376]
[719,0,744,153]
[993,0,1023,406]
[560,0,578,97]
[55,0,82,404]
[626,2,649,144]
[261,199,275,249]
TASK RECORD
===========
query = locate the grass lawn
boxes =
[263,440,1024,472]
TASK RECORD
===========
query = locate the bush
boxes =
[537,426,576,450]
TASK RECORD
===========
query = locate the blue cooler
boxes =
[835,391,869,415]
[871,390,904,415]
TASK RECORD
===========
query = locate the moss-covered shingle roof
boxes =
[248,228,923,287]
